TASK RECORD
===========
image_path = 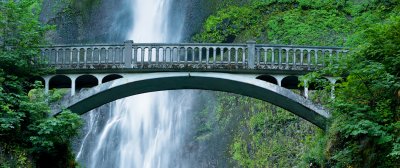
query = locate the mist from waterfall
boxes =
[75,0,193,167]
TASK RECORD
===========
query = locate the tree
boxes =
[0,1,82,167]
[303,15,400,167]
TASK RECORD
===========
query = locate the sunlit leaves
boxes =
[29,110,82,151]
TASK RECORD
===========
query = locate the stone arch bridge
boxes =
[36,41,348,129]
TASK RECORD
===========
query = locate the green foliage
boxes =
[0,0,82,167]
[302,13,400,168]
[0,143,34,168]
[194,0,353,45]
[30,110,82,151]
[196,0,400,167]
[193,6,258,43]
[266,9,352,45]
[357,16,400,75]
[213,93,317,167]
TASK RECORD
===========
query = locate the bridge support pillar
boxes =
[124,40,133,68]
[247,40,256,69]
[274,75,285,86]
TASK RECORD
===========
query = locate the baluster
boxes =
[47,49,50,66]
[70,48,73,68]
[307,49,311,70]
[44,49,48,66]
[163,47,167,65]
[285,48,289,69]
[84,48,87,68]
[256,48,260,66]
[61,48,65,67]
[120,46,123,67]
[111,47,115,67]
[264,48,267,65]
[148,47,152,66]
[156,47,159,64]
[278,48,282,69]
[55,49,59,68]
[91,48,94,68]
[46,49,50,66]
[206,47,210,65]
[169,47,173,65]
[116,47,119,67]
[97,48,101,66]
[199,47,203,65]
[45,48,49,66]
[228,48,231,65]
[271,49,275,67]
[176,47,182,64]
[242,47,246,67]
[108,47,111,68]
[220,47,224,63]
[110,47,114,66]
[315,49,318,68]
[104,48,108,66]
[184,47,189,65]
[141,48,145,68]
[300,50,304,66]
[78,48,82,67]
[132,47,137,67]
[115,47,119,66]
[192,47,195,64]
[293,49,297,69]
[235,47,238,68]
[106,47,114,67]
[213,47,216,66]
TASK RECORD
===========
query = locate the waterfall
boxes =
[75,0,192,167]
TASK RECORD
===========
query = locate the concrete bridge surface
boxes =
[37,41,347,129]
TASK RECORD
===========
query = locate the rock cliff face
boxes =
[40,0,214,44]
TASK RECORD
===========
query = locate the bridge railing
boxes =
[255,44,348,70]
[35,41,348,71]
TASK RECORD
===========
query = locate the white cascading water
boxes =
[75,0,192,167]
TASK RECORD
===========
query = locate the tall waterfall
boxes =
[75,0,193,167]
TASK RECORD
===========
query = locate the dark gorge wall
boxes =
[40,0,132,43]
[40,0,211,43]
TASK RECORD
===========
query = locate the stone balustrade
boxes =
[36,41,348,71]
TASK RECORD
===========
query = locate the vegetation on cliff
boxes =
[0,1,82,167]
[194,0,400,167]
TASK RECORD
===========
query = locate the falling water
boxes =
[75,0,192,167]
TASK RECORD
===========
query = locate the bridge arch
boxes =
[49,75,71,89]
[282,76,300,89]
[52,72,329,129]
[102,74,123,83]
[76,75,98,92]
[256,75,278,85]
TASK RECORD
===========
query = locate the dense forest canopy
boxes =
[0,0,399,167]
[194,0,400,167]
